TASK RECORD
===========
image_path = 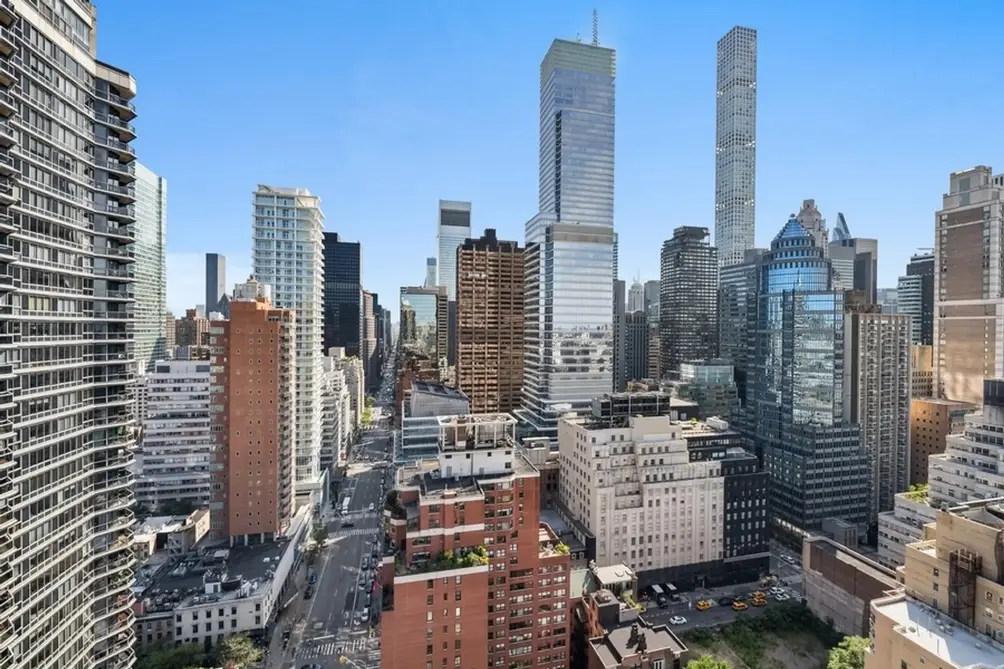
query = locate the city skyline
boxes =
[117,2,1004,313]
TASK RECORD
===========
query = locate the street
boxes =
[270,357,397,669]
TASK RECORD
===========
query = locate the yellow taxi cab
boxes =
[696,600,712,611]
[751,596,767,607]
[732,600,748,611]
[752,591,766,600]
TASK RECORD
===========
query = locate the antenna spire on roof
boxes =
[592,9,599,46]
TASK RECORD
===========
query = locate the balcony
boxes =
[0,59,13,89]
[0,182,15,205]
[94,135,136,163]
[395,545,489,576]
[0,244,12,263]
[0,215,11,232]
[93,89,136,121]
[93,180,136,204]
[0,91,12,118]
[0,1,13,27]
[94,113,136,142]
[103,159,136,183]
[0,27,13,59]
[101,203,135,222]
[0,154,12,178]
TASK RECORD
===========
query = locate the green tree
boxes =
[215,634,262,668]
[365,396,375,407]
[827,635,869,669]
[311,523,329,544]
[686,655,732,669]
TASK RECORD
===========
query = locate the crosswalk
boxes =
[295,636,380,661]
[332,527,379,538]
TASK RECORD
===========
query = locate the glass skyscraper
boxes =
[753,218,869,536]
[715,26,757,268]
[436,200,471,300]
[518,37,616,438]
[322,232,362,356]
[134,162,168,374]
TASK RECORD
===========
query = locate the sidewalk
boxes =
[264,557,310,668]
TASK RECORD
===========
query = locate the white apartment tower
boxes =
[0,2,140,667]
[133,162,167,374]
[714,26,757,268]
[252,185,325,490]
[558,415,724,572]
[321,355,350,469]
[134,360,213,510]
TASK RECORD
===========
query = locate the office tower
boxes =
[898,251,934,345]
[210,280,295,540]
[929,380,1004,508]
[361,289,378,390]
[133,163,168,374]
[612,279,627,390]
[321,232,362,356]
[718,248,764,403]
[455,229,524,413]
[205,252,226,315]
[425,256,437,287]
[624,311,649,382]
[380,415,571,669]
[867,497,1004,669]
[399,286,448,368]
[659,227,718,375]
[935,167,1004,405]
[843,307,912,520]
[252,185,325,490]
[135,360,213,511]
[372,293,386,381]
[714,26,757,268]
[832,212,851,241]
[0,4,142,665]
[909,397,974,486]
[827,214,878,301]
[666,360,740,421]
[795,198,829,252]
[628,279,644,312]
[518,34,616,438]
[647,323,661,380]
[877,288,899,314]
[643,279,660,321]
[911,344,934,398]
[437,200,471,299]
[753,218,870,534]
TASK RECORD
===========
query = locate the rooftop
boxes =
[875,594,1004,668]
[135,515,190,536]
[589,620,687,667]
[412,380,468,400]
[136,539,289,612]
[805,535,898,587]
[396,453,538,500]
[593,564,636,588]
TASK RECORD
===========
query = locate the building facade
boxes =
[612,279,626,391]
[205,252,226,316]
[252,185,325,491]
[209,280,296,541]
[0,2,141,666]
[910,397,974,486]
[666,360,740,421]
[718,248,764,404]
[361,289,377,391]
[175,308,208,347]
[518,36,616,438]
[753,218,870,536]
[455,229,524,413]
[934,166,1004,405]
[135,360,213,511]
[320,356,350,470]
[400,285,448,370]
[134,162,168,373]
[425,256,437,287]
[714,25,757,268]
[643,280,659,322]
[876,491,937,569]
[660,226,718,376]
[829,237,879,303]
[903,251,934,345]
[436,200,471,301]
[623,311,649,384]
[380,414,571,669]
[843,309,912,520]
[321,231,362,356]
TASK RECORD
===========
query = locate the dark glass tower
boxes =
[205,252,226,314]
[659,226,719,375]
[753,218,869,537]
[322,232,362,356]
[906,252,934,345]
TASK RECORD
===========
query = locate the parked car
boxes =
[309,573,317,585]
[717,597,732,606]
[303,585,314,600]
[696,600,712,611]
[669,616,687,626]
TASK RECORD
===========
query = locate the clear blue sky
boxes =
[93,0,1004,314]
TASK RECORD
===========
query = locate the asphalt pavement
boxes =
[269,363,397,669]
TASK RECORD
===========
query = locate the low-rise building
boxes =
[397,380,471,462]
[587,619,686,669]
[876,490,937,569]
[866,496,1004,668]
[801,534,899,637]
[910,397,974,486]
[133,510,211,561]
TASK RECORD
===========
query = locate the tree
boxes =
[215,634,262,668]
[827,635,869,669]
[311,523,329,544]
[686,655,732,669]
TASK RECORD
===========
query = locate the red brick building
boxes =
[209,279,296,542]
[380,414,571,668]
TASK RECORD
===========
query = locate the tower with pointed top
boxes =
[752,217,870,536]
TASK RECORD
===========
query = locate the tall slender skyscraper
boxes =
[0,3,139,666]
[321,232,362,356]
[436,200,471,300]
[205,252,226,315]
[134,163,168,373]
[715,26,758,268]
[252,185,325,491]
[518,34,616,437]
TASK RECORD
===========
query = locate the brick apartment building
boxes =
[209,279,296,541]
[380,413,571,668]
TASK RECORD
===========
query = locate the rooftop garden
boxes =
[398,546,489,575]
[904,483,929,504]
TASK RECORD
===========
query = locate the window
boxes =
[652,661,665,669]
[426,645,433,656]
